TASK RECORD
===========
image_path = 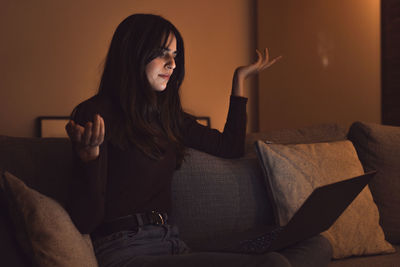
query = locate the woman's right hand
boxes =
[65,114,105,162]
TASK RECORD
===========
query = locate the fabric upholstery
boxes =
[171,148,273,248]
[0,188,30,266]
[0,170,98,267]
[328,245,400,267]
[348,122,400,244]
[0,136,75,206]
[255,140,394,259]
[246,123,347,153]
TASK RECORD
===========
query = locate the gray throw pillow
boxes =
[348,122,400,244]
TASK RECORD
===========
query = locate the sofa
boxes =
[0,122,399,266]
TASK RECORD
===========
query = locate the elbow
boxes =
[218,132,246,158]
[74,213,103,234]
[230,147,245,158]
[67,200,104,234]
[219,144,245,159]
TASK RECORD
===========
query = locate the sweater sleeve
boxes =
[66,101,107,234]
[182,95,248,158]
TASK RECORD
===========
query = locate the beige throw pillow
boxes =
[255,140,394,259]
[0,170,98,267]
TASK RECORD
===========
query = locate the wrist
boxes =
[77,146,100,163]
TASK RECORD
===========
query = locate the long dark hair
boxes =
[98,14,186,166]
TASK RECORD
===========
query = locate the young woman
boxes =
[66,14,331,267]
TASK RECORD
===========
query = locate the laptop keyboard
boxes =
[237,227,283,253]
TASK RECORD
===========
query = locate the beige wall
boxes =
[257,0,381,131]
[0,0,257,137]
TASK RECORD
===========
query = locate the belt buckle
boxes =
[151,211,165,225]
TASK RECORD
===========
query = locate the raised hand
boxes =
[237,48,282,79]
[65,114,105,162]
[232,48,282,96]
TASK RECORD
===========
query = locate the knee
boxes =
[280,235,332,267]
[320,235,333,261]
[258,252,292,267]
[310,235,333,264]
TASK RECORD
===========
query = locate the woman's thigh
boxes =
[93,224,190,267]
[123,252,291,267]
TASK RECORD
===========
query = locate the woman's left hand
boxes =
[236,48,282,80]
[232,48,282,97]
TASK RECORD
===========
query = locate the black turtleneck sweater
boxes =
[67,94,247,234]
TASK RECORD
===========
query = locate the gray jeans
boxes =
[92,224,332,267]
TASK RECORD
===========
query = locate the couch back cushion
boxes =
[246,123,347,152]
[171,148,273,247]
[0,136,75,206]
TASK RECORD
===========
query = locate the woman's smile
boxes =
[158,74,171,80]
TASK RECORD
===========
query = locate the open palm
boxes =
[236,48,282,80]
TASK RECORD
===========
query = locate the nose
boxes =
[165,55,176,70]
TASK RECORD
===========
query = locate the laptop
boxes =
[203,171,376,254]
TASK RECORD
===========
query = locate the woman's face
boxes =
[145,34,177,92]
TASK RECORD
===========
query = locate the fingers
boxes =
[255,49,263,64]
[253,48,276,71]
[91,115,100,144]
[260,55,283,71]
[65,120,73,138]
[65,114,105,147]
[264,47,269,64]
[90,114,105,145]
[65,120,83,143]
[257,48,282,70]
[99,115,105,144]
[82,121,93,145]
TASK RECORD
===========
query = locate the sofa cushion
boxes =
[348,122,400,244]
[255,140,395,259]
[171,148,273,248]
[246,123,347,153]
[0,135,74,206]
[0,170,98,267]
[328,245,400,267]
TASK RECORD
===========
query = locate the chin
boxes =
[153,86,167,92]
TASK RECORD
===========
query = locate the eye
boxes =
[157,49,178,59]
[161,50,168,57]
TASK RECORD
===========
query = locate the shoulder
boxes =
[71,94,116,126]
[182,112,196,121]
[74,94,108,113]
[181,112,199,129]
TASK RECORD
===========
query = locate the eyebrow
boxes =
[162,47,178,55]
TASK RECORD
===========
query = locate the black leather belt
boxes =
[91,211,168,239]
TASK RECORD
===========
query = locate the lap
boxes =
[92,224,331,267]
